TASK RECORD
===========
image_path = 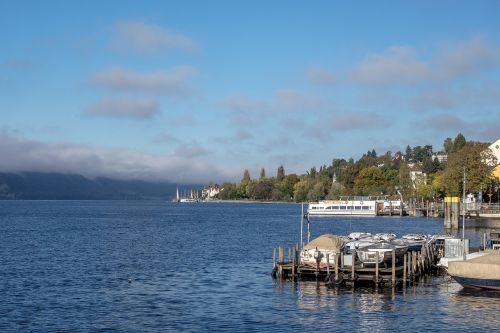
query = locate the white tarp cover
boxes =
[448,252,500,279]
[303,234,345,252]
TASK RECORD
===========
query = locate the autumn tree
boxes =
[440,142,495,196]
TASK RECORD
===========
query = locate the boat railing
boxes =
[444,238,469,258]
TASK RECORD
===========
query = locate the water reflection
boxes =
[274,276,500,331]
[444,282,500,330]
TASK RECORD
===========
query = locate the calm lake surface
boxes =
[1,201,499,332]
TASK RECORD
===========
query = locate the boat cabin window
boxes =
[339,206,346,210]
[326,206,332,210]
[362,206,369,210]
[354,206,361,210]
[332,206,339,210]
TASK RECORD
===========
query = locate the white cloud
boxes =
[349,46,431,85]
[90,65,198,96]
[154,133,180,144]
[222,89,328,127]
[436,36,500,81]
[84,96,160,119]
[420,113,465,130]
[330,111,384,130]
[0,133,232,183]
[307,66,336,85]
[112,20,198,54]
[349,36,500,87]
[173,142,209,159]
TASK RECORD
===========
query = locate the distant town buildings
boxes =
[203,184,222,199]
[432,152,448,163]
[409,165,427,188]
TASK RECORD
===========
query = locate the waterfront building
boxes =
[488,139,500,179]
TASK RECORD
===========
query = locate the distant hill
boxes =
[0,172,201,200]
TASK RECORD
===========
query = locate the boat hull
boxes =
[451,276,500,291]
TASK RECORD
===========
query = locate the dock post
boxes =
[391,249,396,285]
[403,253,407,284]
[375,252,380,285]
[279,246,284,279]
[288,248,291,263]
[340,252,344,268]
[326,253,330,277]
[273,247,276,270]
[293,244,298,281]
[412,251,417,279]
[334,253,339,284]
[351,250,356,283]
[407,252,412,280]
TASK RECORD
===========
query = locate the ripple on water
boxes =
[0,201,498,332]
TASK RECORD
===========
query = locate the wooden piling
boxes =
[334,253,339,283]
[341,252,344,268]
[375,252,379,285]
[408,252,412,279]
[273,247,276,270]
[391,249,396,285]
[351,250,356,281]
[412,251,417,278]
[326,253,330,276]
[279,246,284,278]
[403,252,407,283]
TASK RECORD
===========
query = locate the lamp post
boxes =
[462,169,466,261]
[395,186,403,216]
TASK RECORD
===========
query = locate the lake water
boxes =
[1,201,498,332]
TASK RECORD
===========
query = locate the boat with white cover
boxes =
[300,234,345,268]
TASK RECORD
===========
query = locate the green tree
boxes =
[251,179,274,200]
[259,168,266,180]
[398,163,412,201]
[440,142,495,196]
[307,181,327,201]
[443,137,454,153]
[280,174,299,201]
[242,169,251,182]
[453,133,466,152]
[293,179,311,202]
[354,166,386,195]
[308,167,317,179]
[276,165,285,181]
[405,145,412,162]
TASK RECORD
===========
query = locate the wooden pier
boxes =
[272,241,439,287]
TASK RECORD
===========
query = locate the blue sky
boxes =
[1,1,499,183]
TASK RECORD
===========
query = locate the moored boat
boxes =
[308,199,377,216]
[448,251,500,290]
[357,241,408,265]
[402,233,428,251]
[300,234,345,268]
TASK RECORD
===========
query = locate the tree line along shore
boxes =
[216,133,499,204]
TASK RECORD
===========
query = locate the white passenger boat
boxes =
[307,197,406,216]
[308,198,378,216]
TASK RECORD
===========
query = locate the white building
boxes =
[488,139,500,179]
[202,184,222,199]
[432,152,448,163]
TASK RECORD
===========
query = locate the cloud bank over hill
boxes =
[0,132,236,184]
